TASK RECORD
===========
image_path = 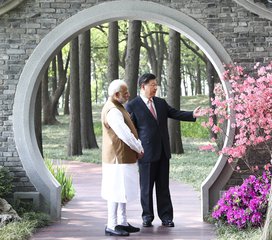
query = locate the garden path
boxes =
[31,161,216,240]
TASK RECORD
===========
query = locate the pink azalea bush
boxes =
[199,62,272,229]
[200,61,272,169]
[212,170,271,229]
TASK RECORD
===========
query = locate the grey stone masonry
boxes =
[0,0,271,218]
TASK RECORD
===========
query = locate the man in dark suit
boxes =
[125,73,201,228]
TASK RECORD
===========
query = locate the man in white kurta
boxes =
[101,79,143,237]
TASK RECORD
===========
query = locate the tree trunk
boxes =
[64,76,70,115]
[156,25,166,97]
[68,37,82,156]
[51,56,59,116]
[35,82,43,157]
[181,66,188,96]
[42,67,58,124]
[51,51,68,115]
[42,50,69,124]
[167,29,184,154]
[52,56,57,94]
[92,60,98,104]
[141,23,167,97]
[107,21,119,82]
[125,20,142,99]
[79,30,98,149]
[261,182,272,240]
[195,59,202,94]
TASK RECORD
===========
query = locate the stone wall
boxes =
[0,0,271,200]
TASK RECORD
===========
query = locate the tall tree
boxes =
[141,23,167,91]
[51,56,58,116]
[63,76,70,115]
[68,37,82,156]
[167,29,183,154]
[42,50,69,124]
[107,21,119,82]
[195,59,202,94]
[124,20,142,99]
[79,30,98,149]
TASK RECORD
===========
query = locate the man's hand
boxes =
[193,106,202,118]
[137,152,144,159]
[193,106,209,118]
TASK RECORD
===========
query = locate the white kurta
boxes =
[101,108,143,203]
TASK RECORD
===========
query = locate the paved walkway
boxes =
[31,161,216,240]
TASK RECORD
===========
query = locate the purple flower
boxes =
[212,170,271,229]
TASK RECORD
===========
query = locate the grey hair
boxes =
[108,79,127,97]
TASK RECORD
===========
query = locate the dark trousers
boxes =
[138,152,173,222]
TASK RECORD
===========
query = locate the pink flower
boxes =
[199,144,216,152]
[200,62,272,177]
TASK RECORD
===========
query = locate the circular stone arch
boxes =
[234,0,272,21]
[0,0,25,16]
[13,0,235,220]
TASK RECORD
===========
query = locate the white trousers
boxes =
[107,201,128,230]
[101,163,139,203]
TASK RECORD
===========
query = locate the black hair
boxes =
[138,73,156,87]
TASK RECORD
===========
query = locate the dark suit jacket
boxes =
[125,96,196,163]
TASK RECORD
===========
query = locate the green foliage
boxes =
[215,224,262,240]
[0,212,50,240]
[78,148,102,164]
[45,159,75,204]
[180,95,210,139]
[94,122,102,136]
[89,20,207,102]
[180,94,209,109]
[0,166,14,198]
[0,220,36,240]
[22,211,51,228]
[181,120,209,139]
[170,138,218,191]
[42,113,102,163]
[14,199,36,217]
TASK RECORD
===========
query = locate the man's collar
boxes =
[140,94,149,104]
[109,97,124,108]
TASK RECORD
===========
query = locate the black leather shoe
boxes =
[162,220,175,227]
[117,223,140,233]
[105,226,129,236]
[142,220,152,227]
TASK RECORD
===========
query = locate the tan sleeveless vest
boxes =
[101,98,139,164]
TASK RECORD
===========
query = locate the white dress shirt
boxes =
[140,94,157,117]
[106,108,143,153]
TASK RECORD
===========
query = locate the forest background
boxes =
[37,20,218,158]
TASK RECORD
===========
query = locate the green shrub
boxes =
[22,211,51,228]
[14,199,36,216]
[45,159,75,204]
[0,166,14,198]
[0,212,51,240]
